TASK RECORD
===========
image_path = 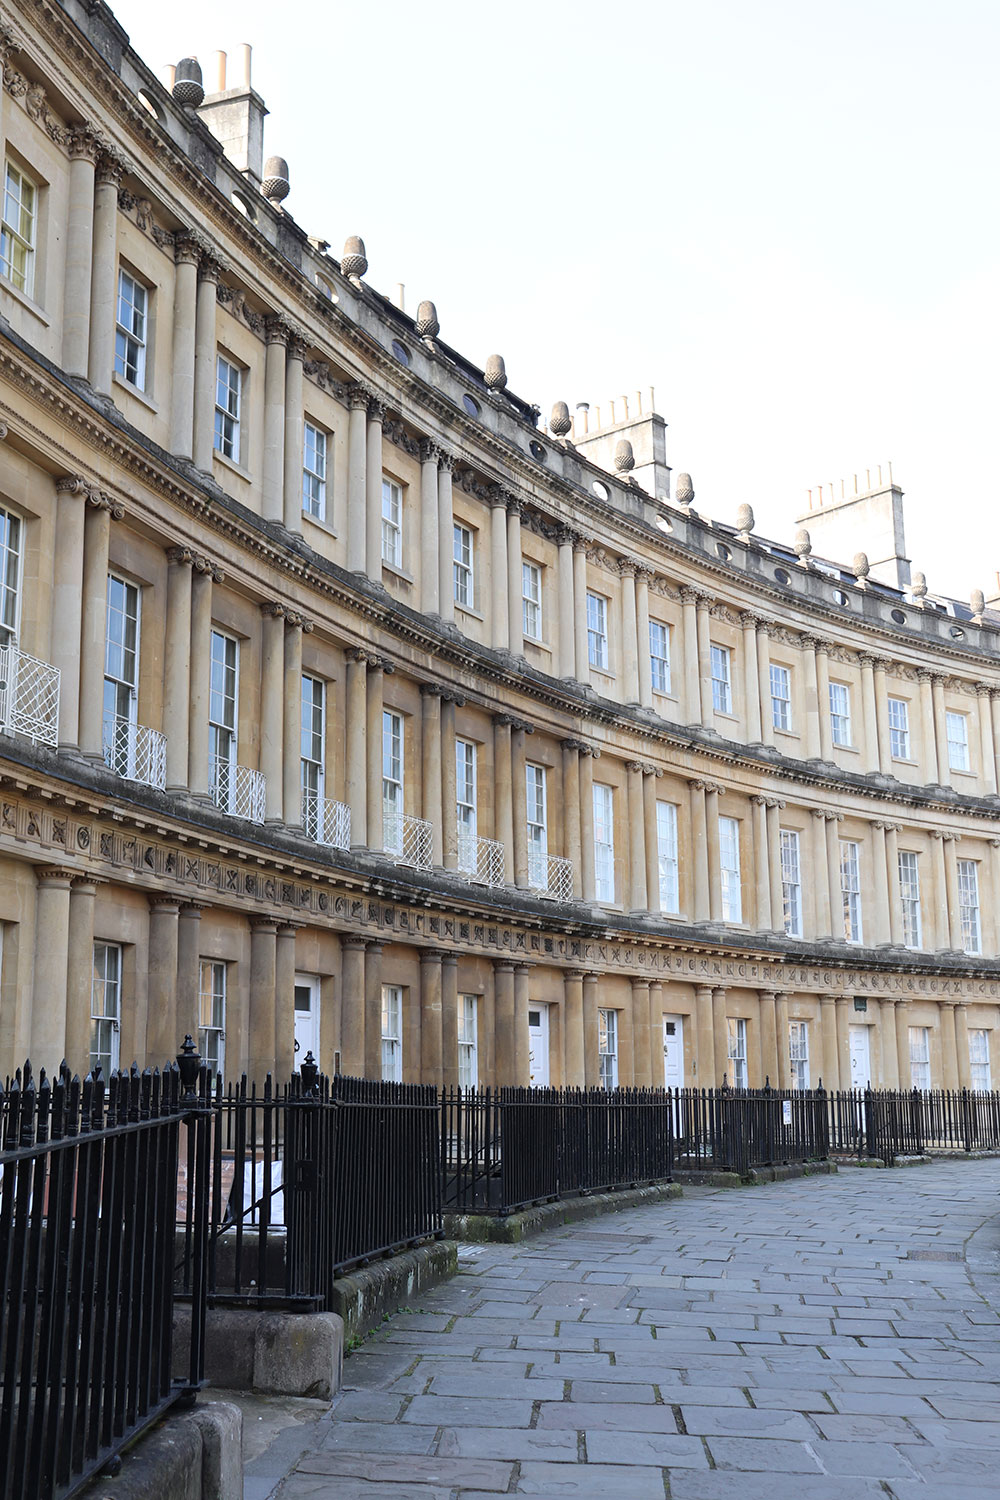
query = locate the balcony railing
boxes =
[102,715,167,790]
[384,808,433,870]
[0,642,60,746]
[303,791,351,850]
[527,847,575,902]
[210,756,266,824]
[457,831,505,889]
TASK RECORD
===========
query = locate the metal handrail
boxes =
[0,642,60,746]
[210,757,266,823]
[527,847,574,901]
[384,809,433,870]
[102,714,167,790]
[457,831,505,888]
[303,791,351,850]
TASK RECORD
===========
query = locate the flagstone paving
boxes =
[252,1160,1000,1498]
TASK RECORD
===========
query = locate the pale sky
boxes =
[113,0,1000,603]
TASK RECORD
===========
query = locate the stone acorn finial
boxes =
[853,551,870,582]
[172,57,205,108]
[614,439,635,473]
[911,570,928,602]
[549,401,572,438]
[735,503,755,539]
[341,236,368,284]
[794,527,812,562]
[675,473,694,507]
[484,354,507,392]
[415,300,440,343]
[261,156,290,204]
[971,587,986,620]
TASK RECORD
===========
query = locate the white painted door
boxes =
[849,1025,871,1089]
[528,1004,550,1087]
[294,974,320,1066]
[663,1015,685,1089]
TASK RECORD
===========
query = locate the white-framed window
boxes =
[302,421,327,520]
[214,354,241,462]
[840,839,863,943]
[301,674,325,839]
[198,960,226,1080]
[103,574,140,776]
[381,478,402,566]
[780,829,802,937]
[1,160,36,295]
[719,815,741,922]
[586,591,608,670]
[789,1021,809,1090]
[888,696,910,759]
[656,800,679,914]
[522,561,542,641]
[593,782,615,902]
[957,859,981,954]
[209,630,239,807]
[456,738,477,870]
[598,1008,618,1090]
[526,762,547,885]
[898,850,922,948]
[381,984,403,1082]
[649,619,671,694]
[829,681,852,747]
[727,1016,748,1089]
[969,1029,991,1091]
[382,709,403,849]
[458,995,479,1088]
[770,663,791,731]
[909,1025,931,1089]
[0,504,22,646]
[453,523,473,607]
[114,268,148,389]
[946,711,970,772]
[90,941,122,1077]
[710,644,732,714]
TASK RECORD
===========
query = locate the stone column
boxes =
[741,614,762,743]
[756,622,774,747]
[751,796,771,931]
[930,831,950,950]
[420,949,443,1085]
[506,500,524,656]
[340,937,367,1077]
[260,321,288,522]
[636,567,653,708]
[648,982,664,1089]
[872,657,891,774]
[511,723,528,888]
[513,964,531,1085]
[489,489,509,651]
[705,783,722,922]
[363,941,383,1079]
[626,762,647,911]
[991,691,1000,790]
[766,800,784,931]
[815,640,833,761]
[835,996,851,1091]
[346,384,369,572]
[774,993,791,1088]
[493,716,514,883]
[825,814,843,941]
[989,839,1000,957]
[915,668,936,783]
[176,903,203,1049]
[79,495,116,759]
[437,453,455,624]
[32,868,74,1065]
[494,961,516,1085]
[247,916,278,1082]
[895,999,911,1087]
[259,604,286,822]
[931,673,949,785]
[885,823,904,946]
[563,970,585,1086]
[696,594,714,729]
[192,256,220,472]
[620,561,639,703]
[282,332,306,533]
[146,898,180,1064]
[187,560,216,798]
[759,992,778,1086]
[557,528,575,678]
[579,748,597,902]
[283,615,306,828]
[582,973,600,1088]
[365,396,385,583]
[170,233,201,458]
[871,822,891,944]
[439,953,458,1089]
[365,659,385,852]
[421,686,444,866]
[162,548,194,791]
[275,924,298,1079]
[955,1003,972,1089]
[859,654,880,774]
[573,539,590,687]
[51,477,88,750]
[681,587,700,726]
[65,877,100,1076]
[631,978,651,1087]
[419,440,440,615]
[820,995,838,1089]
[876,998,896,1087]
[346,649,369,848]
[940,1001,959,1090]
[643,767,661,915]
[562,741,583,900]
[63,131,99,378]
[87,152,123,394]
[440,694,460,871]
[695,984,715,1086]
[712,987,728,1087]
[801,635,821,759]
[944,834,963,951]
[811,809,832,938]
[689,780,710,922]
[977,684,998,793]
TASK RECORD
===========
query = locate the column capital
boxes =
[437,449,456,474]
[264,316,291,347]
[286,327,309,361]
[765,796,785,809]
[249,916,281,935]
[573,533,591,555]
[679,585,700,605]
[858,652,878,670]
[96,149,126,187]
[34,865,77,887]
[67,126,103,163]
[419,437,439,465]
[975,681,993,697]
[174,229,208,266]
[420,947,447,964]
[367,393,386,422]
[739,611,762,630]
[694,591,714,611]
[751,793,768,806]
[347,380,373,410]
[87,489,125,520]
[276,922,302,937]
[420,682,444,698]
[147,895,182,914]
[488,483,513,509]
[625,759,645,775]
[440,689,465,706]
[617,556,638,579]
[56,473,96,500]
[261,600,288,620]
[178,902,204,917]
[341,934,369,951]
[493,959,517,974]
[166,545,196,567]
[493,712,534,733]
[193,554,225,582]
[285,610,314,633]
[197,253,223,286]
[561,737,586,754]
[347,644,378,666]
[810,807,828,821]
[988,837,1000,849]
[506,495,523,518]
[812,637,832,655]
[641,762,663,778]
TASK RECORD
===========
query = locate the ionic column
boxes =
[774,993,791,1088]
[340,937,367,1077]
[494,961,516,1085]
[176,903,203,1049]
[163,548,194,791]
[511,723,528,888]
[801,635,821,760]
[87,152,123,394]
[631,978,652,1087]
[493,716,514,883]
[988,839,1000,957]
[420,949,444,1085]
[365,659,385,852]
[821,995,838,1089]
[741,614,762,743]
[507,500,524,656]
[275,924,298,1080]
[696,594,714,729]
[991,690,1000,790]
[51,477,88,750]
[636,567,653,708]
[940,1001,959,1090]
[441,953,459,1089]
[63,131,99,378]
[759,991,778,1086]
[881,997,899,1087]
[582,973,600,1087]
[931,672,950,785]
[835,995,851,1090]
[489,489,509,651]
[283,614,306,828]
[894,999,911,1086]
[643,766,661,914]
[977,684,997,793]
[513,963,531,1084]
[695,983,715,1085]
[363,941,384,1079]
[825,814,843,941]
[573,539,590,687]
[421,686,444,866]
[31,868,74,1065]
[192,256,220,471]
[620,560,639,703]
[419,441,440,615]
[712,987,728,1086]
[859,654,880,774]
[441,693,459,871]
[766,799,784,931]
[811,809,832,938]
[681,586,700,726]
[79,494,117,759]
[752,795,771,931]
[626,762,647,911]
[930,831,950,950]
[815,641,833,761]
[345,650,369,847]
[259,604,286,822]
[871,822,891,945]
[705,783,722,922]
[911,670,932,787]
[884,823,904,946]
[872,657,891,774]
[437,452,455,624]
[170,234,201,458]
[261,320,288,522]
[187,560,217,798]
[65,877,100,1076]
[146,898,180,1065]
[557,528,575,678]
[365,396,385,582]
[282,332,306,532]
[563,969,585,1085]
[756,622,774,747]
[944,833,963,951]
[579,746,597,901]
[562,741,583,900]
[955,1003,972,1089]
[648,982,664,1088]
[346,384,369,572]
[689,780,710,922]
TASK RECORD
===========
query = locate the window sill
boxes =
[456,602,484,623]
[590,664,614,683]
[112,371,159,414]
[831,740,859,754]
[773,726,799,742]
[0,277,49,325]
[950,766,976,780]
[714,710,739,726]
[382,559,414,585]
[302,511,338,540]
[891,755,917,767]
[213,449,252,484]
[652,689,678,707]
[524,637,551,655]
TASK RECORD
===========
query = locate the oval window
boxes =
[774,567,791,585]
[890,608,906,624]
[231,189,257,221]
[716,542,731,562]
[390,340,410,366]
[835,589,850,608]
[463,394,481,418]
[529,440,547,463]
[950,625,966,641]
[592,480,610,502]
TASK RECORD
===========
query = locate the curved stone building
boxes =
[0,0,997,1093]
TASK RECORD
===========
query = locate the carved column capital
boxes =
[166,546,196,567]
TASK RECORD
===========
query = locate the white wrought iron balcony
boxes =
[384,808,433,871]
[102,716,167,791]
[527,848,574,902]
[210,756,266,824]
[457,831,505,889]
[303,792,351,850]
[0,642,60,747]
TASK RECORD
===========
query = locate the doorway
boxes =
[294,974,320,1066]
[663,1014,685,1089]
[528,1003,550,1086]
[849,1024,871,1089]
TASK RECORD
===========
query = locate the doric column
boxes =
[930,830,950,950]
[871,822,891,945]
[931,672,949,785]
[363,941,384,1079]
[696,594,714,729]
[579,746,597,901]
[437,452,455,624]
[420,949,444,1085]
[811,809,832,938]
[820,995,838,1089]
[573,539,590,687]
[944,834,963,951]
[636,566,653,708]
[582,973,600,1087]
[146,897,181,1064]
[631,978,652,1087]
[643,766,661,915]
[825,814,843,941]
[282,332,306,532]
[513,963,531,1084]
[440,693,459,871]
[681,586,700,726]
[758,991,778,1086]
[345,648,369,847]
[187,559,218,797]
[283,613,306,827]
[506,499,524,656]
[894,999,911,1087]
[421,685,444,866]
[774,993,791,1088]
[493,716,514,883]
[65,877,100,1076]
[261,320,288,522]
[176,903,203,1048]
[741,614,762,743]
[695,984,715,1086]
[51,477,88,750]
[836,995,851,1090]
[801,635,821,759]
[563,970,585,1086]
[955,1003,972,1089]
[31,868,74,1065]
[940,1001,959,1090]
[689,779,710,922]
[275,924,299,1079]
[712,987,728,1086]
[884,823,904,946]
[511,723,528,888]
[260,603,286,822]
[976,684,997,794]
[170,233,201,458]
[751,795,771,931]
[756,622,773,747]
[365,396,385,582]
[494,961,516,1085]
[872,657,891,774]
[80,493,120,758]
[441,953,459,1089]
[346,383,369,572]
[340,936,367,1077]
[87,152,124,393]
[620,560,639,703]
[881,997,899,1087]
[562,741,583,900]
[648,981,664,1087]
[365,658,385,851]
[859,654,879,773]
[419,440,440,615]
[626,762,647,911]
[163,548,194,791]
[766,799,784,931]
[489,488,509,650]
[814,640,833,761]
[557,528,575,678]
[192,255,220,471]
[63,130,99,377]
[705,783,722,921]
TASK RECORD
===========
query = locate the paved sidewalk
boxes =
[256,1160,1000,1498]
